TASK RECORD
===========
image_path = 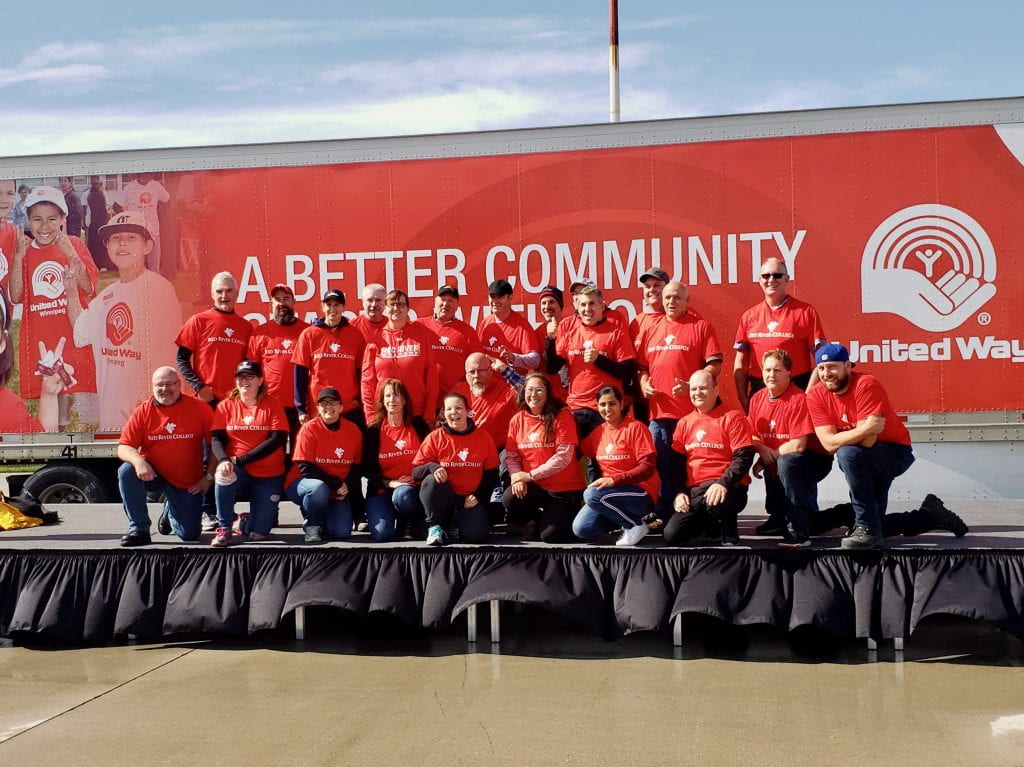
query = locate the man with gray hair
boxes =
[351,283,387,342]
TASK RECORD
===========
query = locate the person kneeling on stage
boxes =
[285,387,364,543]
[412,392,499,546]
[211,360,289,547]
[664,370,755,547]
[573,385,659,547]
[503,373,585,543]
[117,366,215,546]
[363,379,425,540]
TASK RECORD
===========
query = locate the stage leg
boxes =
[672,614,682,647]
[467,603,478,643]
[866,637,877,651]
[490,600,501,644]
[295,606,306,641]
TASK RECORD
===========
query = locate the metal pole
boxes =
[609,0,620,122]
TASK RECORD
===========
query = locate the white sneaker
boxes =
[616,524,648,547]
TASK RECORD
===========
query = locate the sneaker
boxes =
[445,526,461,543]
[755,518,787,536]
[641,512,664,531]
[304,526,323,544]
[778,533,811,549]
[841,525,882,550]
[234,512,251,537]
[211,527,234,548]
[426,525,447,547]
[202,514,218,532]
[120,531,152,547]
[248,531,269,542]
[720,535,740,547]
[355,521,370,533]
[922,494,969,537]
[157,509,171,536]
[616,524,648,547]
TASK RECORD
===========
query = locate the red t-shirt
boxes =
[733,296,826,378]
[555,318,635,411]
[375,421,421,482]
[806,371,911,446]
[672,404,754,487]
[174,309,252,400]
[532,322,569,401]
[413,426,499,496]
[453,378,519,452]
[581,416,659,501]
[629,311,664,347]
[0,387,43,433]
[478,310,542,361]
[247,318,308,409]
[747,384,825,453]
[361,323,439,420]
[213,395,289,477]
[350,314,386,343]
[18,237,99,398]
[119,395,214,489]
[506,408,584,493]
[285,416,362,488]
[636,311,723,420]
[291,322,365,413]
[418,316,483,395]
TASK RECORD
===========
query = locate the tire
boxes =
[22,464,109,504]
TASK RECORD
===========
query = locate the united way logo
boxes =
[32,260,66,300]
[105,302,134,346]
[861,204,996,332]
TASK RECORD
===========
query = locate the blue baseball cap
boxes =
[815,343,850,365]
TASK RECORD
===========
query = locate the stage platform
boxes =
[2,501,1022,647]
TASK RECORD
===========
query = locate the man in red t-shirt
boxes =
[477,279,542,373]
[247,283,308,437]
[418,283,483,396]
[733,257,827,413]
[116,366,215,546]
[637,280,723,520]
[532,285,570,401]
[453,352,519,454]
[807,343,967,549]
[663,370,754,546]
[350,283,386,343]
[175,271,252,406]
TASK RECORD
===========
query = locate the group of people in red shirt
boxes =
[116,259,968,550]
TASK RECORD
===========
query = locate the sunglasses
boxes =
[760,272,787,280]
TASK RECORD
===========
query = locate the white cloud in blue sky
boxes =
[1,1,1020,154]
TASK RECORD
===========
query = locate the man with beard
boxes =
[807,343,968,549]
[247,283,309,437]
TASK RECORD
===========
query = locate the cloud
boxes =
[0,63,110,89]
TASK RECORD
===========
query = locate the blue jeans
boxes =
[649,418,680,521]
[117,461,204,541]
[572,484,654,541]
[771,450,835,538]
[215,464,283,536]
[836,442,915,534]
[286,478,353,539]
[364,484,422,541]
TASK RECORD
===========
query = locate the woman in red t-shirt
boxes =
[574,385,658,547]
[363,378,425,540]
[412,392,498,546]
[503,373,583,542]
[211,360,288,546]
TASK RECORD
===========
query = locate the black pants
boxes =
[418,474,490,543]
[663,481,748,545]
[502,484,582,543]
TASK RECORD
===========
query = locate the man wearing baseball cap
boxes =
[630,266,669,341]
[419,283,483,395]
[65,210,182,432]
[247,282,309,437]
[806,342,968,549]
[477,278,542,373]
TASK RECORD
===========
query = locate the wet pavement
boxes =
[2,613,1023,766]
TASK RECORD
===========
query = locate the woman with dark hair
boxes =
[502,373,583,542]
[412,391,498,546]
[573,385,658,546]
[211,360,288,547]
[360,288,438,436]
[363,378,425,540]
[86,176,112,270]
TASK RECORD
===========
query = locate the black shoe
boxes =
[157,509,172,536]
[922,494,968,537]
[778,533,811,549]
[120,531,152,547]
[841,526,882,550]
[755,519,787,536]
[720,535,740,547]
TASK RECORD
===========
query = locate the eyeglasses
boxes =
[760,272,787,281]
[386,301,408,308]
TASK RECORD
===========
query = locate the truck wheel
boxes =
[22,465,109,504]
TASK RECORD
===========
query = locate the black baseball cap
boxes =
[316,387,342,403]
[639,267,670,285]
[235,359,263,377]
[487,279,514,296]
[322,289,346,304]
[437,283,460,298]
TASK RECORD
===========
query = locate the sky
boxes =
[1,1,1021,156]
